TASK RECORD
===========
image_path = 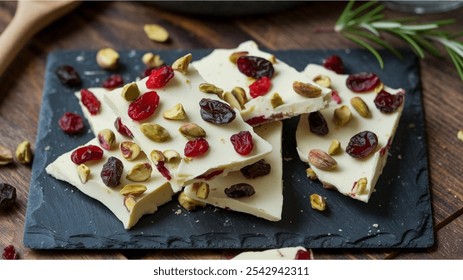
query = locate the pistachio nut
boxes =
[199,83,223,95]
[163,150,181,167]
[194,182,210,200]
[313,75,331,88]
[458,130,463,142]
[120,141,141,161]
[126,162,152,182]
[123,194,136,212]
[163,103,186,120]
[178,191,205,211]
[374,82,384,94]
[16,140,33,164]
[172,53,192,74]
[222,91,242,110]
[96,47,119,70]
[231,86,248,108]
[121,82,140,101]
[0,145,13,165]
[143,24,169,43]
[270,93,284,108]
[229,51,249,64]
[328,139,341,156]
[333,105,352,127]
[97,128,116,151]
[350,97,370,118]
[308,149,337,171]
[352,177,368,196]
[120,184,147,196]
[77,164,91,184]
[179,123,206,140]
[149,149,165,165]
[293,81,322,98]
[142,52,163,68]
[268,54,277,64]
[140,123,170,142]
[306,167,318,180]
[310,193,326,211]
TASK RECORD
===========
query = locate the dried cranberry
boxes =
[146,65,174,89]
[245,115,268,126]
[155,161,172,180]
[100,156,123,188]
[224,183,255,198]
[346,72,381,93]
[331,90,342,104]
[70,145,104,164]
[128,91,160,121]
[240,159,271,179]
[249,76,272,98]
[374,89,404,113]
[379,137,392,157]
[184,138,209,157]
[80,89,101,115]
[295,249,311,260]
[55,65,81,87]
[308,111,329,136]
[58,112,85,134]
[199,98,236,124]
[237,56,274,79]
[323,55,344,74]
[230,131,254,155]
[346,131,378,159]
[102,74,123,89]
[141,67,155,79]
[114,117,134,138]
[0,183,16,210]
[2,245,18,260]
[195,169,224,180]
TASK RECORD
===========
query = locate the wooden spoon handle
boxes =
[0,1,79,77]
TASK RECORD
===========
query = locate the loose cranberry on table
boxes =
[127,91,160,121]
[80,88,101,115]
[236,56,274,79]
[55,65,82,87]
[145,65,174,89]
[102,74,124,89]
[249,76,272,98]
[2,245,18,260]
[230,131,254,155]
[58,112,85,134]
[346,72,381,93]
[323,55,344,74]
[0,183,16,210]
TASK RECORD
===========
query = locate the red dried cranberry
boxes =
[308,111,329,136]
[245,115,268,126]
[141,67,155,79]
[102,74,124,89]
[346,72,381,93]
[70,145,104,164]
[80,89,101,115]
[55,65,81,87]
[346,131,378,159]
[230,131,254,155]
[323,55,344,74]
[374,89,404,113]
[331,90,342,104]
[237,56,274,79]
[0,183,16,210]
[114,117,134,138]
[240,159,271,179]
[2,245,18,260]
[146,65,174,89]
[184,138,209,157]
[249,76,272,98]
[100,156,123,188]
[128,91,160,121]
[224,183,255,198]
[155,161,172,180]
[195,169,224,180]
[379,137,392,157]
[295,249,311,260]
[199,98,236,124]
[58,112,85,134]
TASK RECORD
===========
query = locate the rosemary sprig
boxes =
[335,0,463,81]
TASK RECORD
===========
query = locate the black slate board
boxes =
[24,48,433,249]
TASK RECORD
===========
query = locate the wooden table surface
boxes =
[1,1,462,260]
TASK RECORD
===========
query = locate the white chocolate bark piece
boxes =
[296,64,405,202]
[103,64,273,191]
[232,246,313,260]
[46,138,174,229]
[193,41,331,125]
[184,121,283,221]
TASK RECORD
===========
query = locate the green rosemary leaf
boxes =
[446,47,463,80]
[410,35,442,57]
[336,0,356,28]
[346,0,378,22]
[343,32,385,68]
[348,28,404,59]
[389,30,425,58]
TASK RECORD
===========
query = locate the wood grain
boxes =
[1,1,462,259]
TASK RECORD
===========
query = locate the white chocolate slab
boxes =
[232,246,313,260]
[184,121,283,221]
[296,64,405,202]
[103,65,273,191]
[193,41,331,125]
